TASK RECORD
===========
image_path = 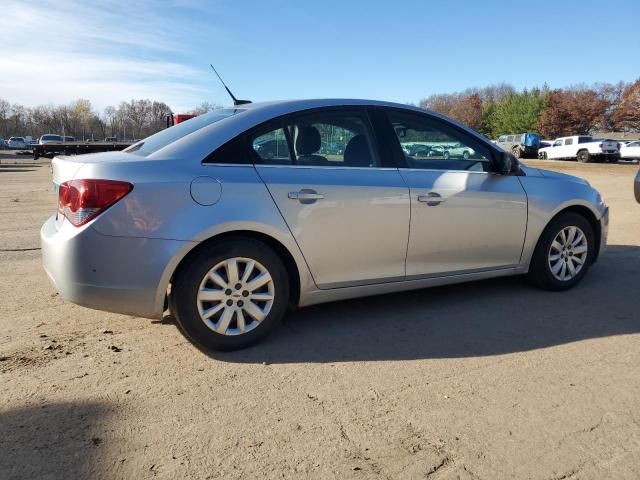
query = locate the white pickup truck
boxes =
[538,135,620,163]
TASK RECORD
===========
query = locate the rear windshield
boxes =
[125,108,245,157]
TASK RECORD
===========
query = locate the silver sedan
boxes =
[41,99,609,351]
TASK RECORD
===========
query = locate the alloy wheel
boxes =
[547,226,589,281]
[196,257,275,335]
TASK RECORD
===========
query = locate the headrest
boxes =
[296,126,321,155]
[343,134,372,167]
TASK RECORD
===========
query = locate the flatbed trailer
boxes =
[33,142,133,160]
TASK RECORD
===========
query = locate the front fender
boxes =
[518,175,606,269]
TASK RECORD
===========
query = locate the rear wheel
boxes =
[527,212,595,291]
[170,237,290,351]
[511,147,521,159]
[443,150,450,160]
[577,150,591,163]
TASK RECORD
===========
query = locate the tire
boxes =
[576,150,591,163]
[512,147,521,159]
[541,152,548,160]
[463,151,470,160]
[170,237,290,351]
[443,150,450,160]
[527,212,595,291]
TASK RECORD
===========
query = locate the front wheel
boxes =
[170,237,290,351]
[527,212,595,291]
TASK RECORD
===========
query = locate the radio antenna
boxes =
[210,64,251,106]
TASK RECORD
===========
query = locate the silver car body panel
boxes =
[41,99,609,319]
[398,169,527,275]
[256,165,410,288]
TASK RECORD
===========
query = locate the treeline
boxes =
[419,78,640,139]
[0,99,220,141]
[1,79,638,141]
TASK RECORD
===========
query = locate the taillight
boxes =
[58,179,132,227]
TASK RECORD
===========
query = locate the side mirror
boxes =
[497,151,519,175]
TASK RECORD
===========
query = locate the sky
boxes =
[3,0,639,113]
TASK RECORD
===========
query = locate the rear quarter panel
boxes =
[77,159,315,309]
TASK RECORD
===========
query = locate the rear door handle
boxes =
[417,192,445,206]
[288,189,324,203]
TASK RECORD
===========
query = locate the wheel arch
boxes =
[163,230,303,313]
[532,204,602,267]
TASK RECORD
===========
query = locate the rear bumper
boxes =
[41,215,189,319]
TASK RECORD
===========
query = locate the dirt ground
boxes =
[1,151,639,479]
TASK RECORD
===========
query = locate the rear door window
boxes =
[286,110,380,167]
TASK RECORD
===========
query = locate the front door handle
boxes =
[417,192,445,206]
[288,189,324,204]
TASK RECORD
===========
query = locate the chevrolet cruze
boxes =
[41,99,609,351]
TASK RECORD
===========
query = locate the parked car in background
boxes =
[7,137,28,149]
[42,99,609,351]
[104,137,119,142]
[496,133,541,158]
[443,142,475,159]
[64,136,75,142]
[620,141,640,160]
[0,138,5,149]
[539,136,619,163]
[39,134,63,145]
[635,169,640,203]
[402,143,432,157]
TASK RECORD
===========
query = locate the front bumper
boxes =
[41,215,189,319]
[598,206,609,260]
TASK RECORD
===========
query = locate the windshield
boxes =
[125,108,245,157]
[524,133,540,147]
[43,135,62,141]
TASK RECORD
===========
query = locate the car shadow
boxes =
[0,401,113,479]
[210,245,640,364]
